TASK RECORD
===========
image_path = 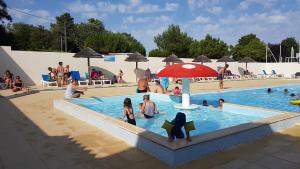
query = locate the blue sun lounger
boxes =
[41,74,58,87]
[70,71,88,86]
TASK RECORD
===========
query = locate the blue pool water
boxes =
[69,85,289,137]
[191,84,300,113]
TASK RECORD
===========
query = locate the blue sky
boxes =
[6,0,300,52]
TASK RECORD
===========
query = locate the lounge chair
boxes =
[101,79,112,85]
[85,72,102,85]
[41,75,58,87]
[258,70,273,78]
[271,70,284,78]
[70,71,88,86]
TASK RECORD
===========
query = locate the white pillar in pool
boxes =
[182,78,190,107]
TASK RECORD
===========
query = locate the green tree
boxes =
[0,0,12,46]
[154,24,193,58]
[281,37,299,57]
[30,25,52,50]
[148,49,169,57]
[233,34,266,62]
[50,13,77,52]
[75,18,105,49]
[84,31,146,55]
[0,0,11,22]
[189,34,229,59]
[10,23,34,50]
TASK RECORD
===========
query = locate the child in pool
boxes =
[173,86,181,96]
[122,98,136,125]
[168,112,191,142]
[202,100,208,106]
[218,99,225,110]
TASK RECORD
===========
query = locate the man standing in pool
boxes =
[218,64,229,89]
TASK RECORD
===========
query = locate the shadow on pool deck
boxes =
[1,95,300,169]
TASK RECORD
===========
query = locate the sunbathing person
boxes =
[4,70,13,89]
[48,67,57,81]
[122,98,136,125]
[57,62,65,86]
[12,76,29,92]
[167,112,191,142]
[153,80,165,94]
[64,65,70,84]
[91,69,99,80]
[137,77,150,93]
[65,80,86,99]
[140,94,158,118]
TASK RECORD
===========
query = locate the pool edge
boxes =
[53,99,300,166]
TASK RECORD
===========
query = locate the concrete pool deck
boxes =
[1,79,300,169]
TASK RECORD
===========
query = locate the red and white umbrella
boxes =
[157,63,218,109]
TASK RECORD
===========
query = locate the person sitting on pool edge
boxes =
[219,99,225,110]
[140,94,158,118]
[167,112,191,142]
[122,98,136,125]
[65,80,87,99]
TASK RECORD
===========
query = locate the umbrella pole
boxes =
[87,58,91,84]
[246,62,248,71]
[136,62,138,82]
[182,78,190,107]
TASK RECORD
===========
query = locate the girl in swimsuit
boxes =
[4,70,13,89]
[123,98,136,125]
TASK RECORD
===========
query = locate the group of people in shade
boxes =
[91,69,124,84]
[1,70,28,92]
[48,62,71,87]
[49,62,125,88]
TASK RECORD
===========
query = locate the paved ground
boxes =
[1,79,300,169]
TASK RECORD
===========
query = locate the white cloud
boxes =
[188,0,220,10]
[238,0,278,10]
[192,16,210,24]
[123,15,171,24]
[207,6,222,14]
[68,0,178,15]
[8,8,53,26]
[21,0,34,5]
[166,3,179,11]
[68,1,95,13]
[186,10,300,46]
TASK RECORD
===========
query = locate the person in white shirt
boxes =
[65,80,86,99]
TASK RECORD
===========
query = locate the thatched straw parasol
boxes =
[217,55,236,65]
[125,52,149,82]
[238,57,256,71]
[192,55,212,64]
[73,47,103,84]
[162,54,183,64]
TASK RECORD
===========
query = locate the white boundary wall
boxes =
[0,46,299,86]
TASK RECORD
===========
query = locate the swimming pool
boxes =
[55,85,300,166]
[191,84,300,112]
[70,92,280,137]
